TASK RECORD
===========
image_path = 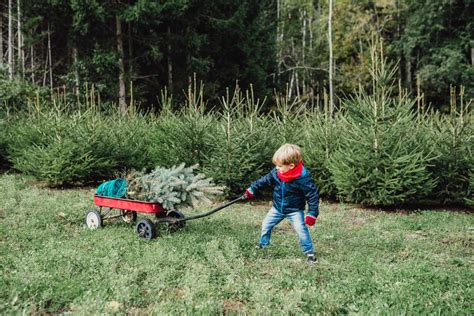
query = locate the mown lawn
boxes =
[0,173,472,314]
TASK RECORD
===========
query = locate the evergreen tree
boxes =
[302,106,341,198]
[203,85,276,194]
[150,79,216,168]
[427,88,473,204]
[328,42,436,205]
[126,163,223,210]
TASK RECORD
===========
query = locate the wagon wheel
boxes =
[136,219,157,240]
[166,210,186,230]
[121,210,137,224]
[85,209,103,229]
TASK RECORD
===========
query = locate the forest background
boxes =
[1,0,472,110]
[0,0,472,206]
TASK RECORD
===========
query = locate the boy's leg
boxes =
[287,211,314,255]
[259,207,285,247]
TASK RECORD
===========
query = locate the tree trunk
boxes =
[116,14,127,113]
[301,9,306,96]
[17,0,24,77]
[48,23,53,93]
[471,46,474,66]
[8,0,14,79]
[295,71,301,99]
[328,0,334,115]
[309,15,313,52]
[288,71,294,99]
[276,0,280,83]
[167,25,173,93]
[301,9,306,65]
[30,44,34,83]
[128,21,133,74]
[405,52,412,91]
[0,13,3,65]
[43,40,48,86]
[72,46,80,98]
[396,0,402,83]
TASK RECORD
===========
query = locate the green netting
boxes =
[96,178,127,198]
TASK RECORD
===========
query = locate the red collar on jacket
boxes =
[277,161,303,182]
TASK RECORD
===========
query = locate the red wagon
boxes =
[86,194,245,240]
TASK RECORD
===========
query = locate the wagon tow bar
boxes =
[156,195,247,224]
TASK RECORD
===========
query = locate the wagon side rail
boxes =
[94,195,165,214]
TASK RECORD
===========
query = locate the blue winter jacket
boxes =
[250,166,319,217]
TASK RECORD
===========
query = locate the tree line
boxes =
[0,0,472,111]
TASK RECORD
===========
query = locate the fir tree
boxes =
[302,106,341,198]
[126,164,223,211]
[203,85,276,194]
[427,87,473,204]
[328,42,436,205]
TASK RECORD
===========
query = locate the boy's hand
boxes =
[244,188,254,199]
[305,215,317,226]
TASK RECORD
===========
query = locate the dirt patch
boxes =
[170,288,185,299]
[351,218,366,226]
[274,221,293,232]
[341,208,370,227]
[440,236,473,248]
[405,232,428,240]
[223,299,246,313]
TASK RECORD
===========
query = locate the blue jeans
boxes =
[259,207,314,254]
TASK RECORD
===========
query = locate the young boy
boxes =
[244,144,319,264]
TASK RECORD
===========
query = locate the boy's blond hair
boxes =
[272,144,302,165]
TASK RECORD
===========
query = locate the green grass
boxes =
[0,173,473,314]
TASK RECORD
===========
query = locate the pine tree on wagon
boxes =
[126,163,223,211]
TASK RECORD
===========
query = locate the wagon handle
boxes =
[175,195,247,222]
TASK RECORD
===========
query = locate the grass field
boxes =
[0,173,473,314]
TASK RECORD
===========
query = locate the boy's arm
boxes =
[301,178,320,218]
[247,169,276,196]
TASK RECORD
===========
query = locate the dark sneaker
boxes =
[255,244,265,250]
[307,253,318,264]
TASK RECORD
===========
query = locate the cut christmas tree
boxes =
[125,163,224,210]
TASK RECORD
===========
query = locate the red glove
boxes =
[244,188,254,199]
[305,215,317,226]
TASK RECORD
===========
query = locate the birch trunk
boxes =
[288,71,294,99]
[43,41,48,86]
[116,14,127,113]
[8,0,14,79]
[48,23,53,93]
[301,9,306,65]
[328,0,334,115]
[301,9,306,96]
[17,0,24,77]
[72,46,80,97]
